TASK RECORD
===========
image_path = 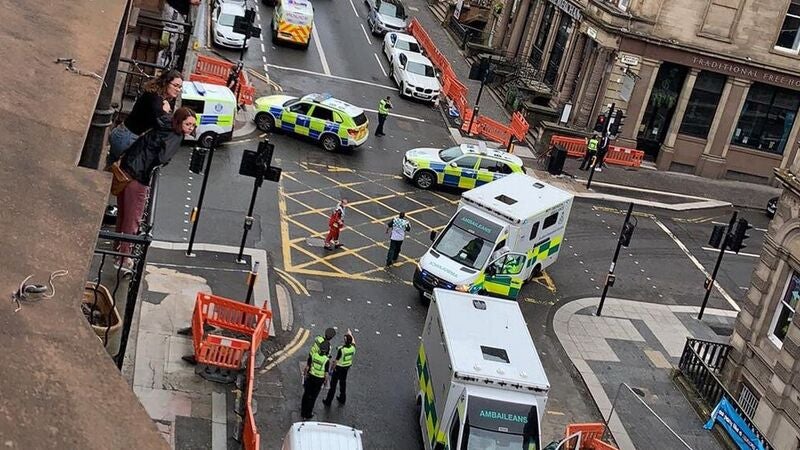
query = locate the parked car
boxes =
[212,3,248,49]
[366,0,407,35]
[767,196,778,218]
[390,51,440,102]
[383,32,421,61]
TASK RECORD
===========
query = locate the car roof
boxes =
[401,51,433,65]
[378,0,404,5]
[219,2,245,14]
[182,81,237,102]
[301,93,365,118]
[460,143,523,165]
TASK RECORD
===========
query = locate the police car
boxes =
[402,143,525,189]
[254,93,369,151]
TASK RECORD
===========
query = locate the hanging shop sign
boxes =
[548,0,582,22]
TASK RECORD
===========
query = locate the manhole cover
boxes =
[306,237,326,247]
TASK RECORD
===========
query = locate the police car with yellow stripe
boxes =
[402,142,525,190]
[254,93,369,151]
[414,173,573,300]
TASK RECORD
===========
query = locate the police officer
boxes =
[375,96,392,136]
[580,133,599,171]
[301,341,330,420]
[322,330,356,406]
[309,327,336,358]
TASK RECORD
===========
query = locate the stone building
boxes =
[494,0,800,183]
[723,160,800,449]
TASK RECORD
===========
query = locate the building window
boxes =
[776,0,800,53]
[732,83,800,155]
[737,384,759,419]
[771,271,799,345]
[529,2,555,69]
[679,72,727,139]
[544,13,573,86]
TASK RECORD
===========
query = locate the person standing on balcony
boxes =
[107,70,184,168]
[114,107,197,272]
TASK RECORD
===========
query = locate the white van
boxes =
[281,422,364,450]
[180,81,236,148]
[414,173,573,300]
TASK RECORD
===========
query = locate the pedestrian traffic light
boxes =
[189,147,207,174]
[729,218,753,253]
[620,221,635,247]
[594,114,607,133]
[609,110,625,136]
[708,224,726,249]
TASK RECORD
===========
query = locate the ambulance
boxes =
[180,81,236,148]
[271,0,314,49]
[416,289,549,450]
[413,173,573,300]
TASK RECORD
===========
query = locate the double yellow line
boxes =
[275,268,310,297]
[260,327,310,374]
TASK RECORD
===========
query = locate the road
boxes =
[152,0,769,447]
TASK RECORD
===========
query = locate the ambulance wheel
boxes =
[255,113,275,132]
[198,132,218,149]
[320,133,340,152]
[413,170,435,189]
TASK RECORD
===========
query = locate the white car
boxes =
[390,51,440,102]
[383,32,421,62]
[212,3,248,49]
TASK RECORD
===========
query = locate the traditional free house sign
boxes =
[548,0,582,22]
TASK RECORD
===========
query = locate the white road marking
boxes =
[260,43,265,52]
[262,55,267,63]
[653,217,740,312]
[348,0,360,17]
[263,63,268,72]
[374,53,387,77]
[360,23,373,45]
[311,26,331,75]
[701,247,760,258]
[712,221,766,233]
[361,107,425,122]
[267,64,396,90]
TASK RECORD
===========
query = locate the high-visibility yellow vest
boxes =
[587,138,599,153]
[337,344,356,367]
[309,352,328,378]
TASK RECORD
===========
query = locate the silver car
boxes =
[366,0,408,35]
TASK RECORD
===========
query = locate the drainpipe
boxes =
[79,0,132,170]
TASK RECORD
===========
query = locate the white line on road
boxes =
[711,221,767,232]
[348,0,360,17]
[701,247,760,258]
[262,55,267,63]
[652,216,741,312]
[362,107,424,122]
[267,64,396,90]
[374,52,387,77]
[260,42,265,52]
[360,23,373,45]
[311,26,331,75]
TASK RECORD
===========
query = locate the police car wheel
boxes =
[321,134,339,152]
[198,132,218,149]
[255,113,275,132]
[413,170,435,189]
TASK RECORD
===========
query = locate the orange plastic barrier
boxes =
[564,423,618,450]
[192,55,256,106]
[242,314,267,450]
[606,145,645,167]
[550,135,587,157]
[195,54,234,80]
[510,111,528,141]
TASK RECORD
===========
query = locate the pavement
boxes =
[554,298,738,450]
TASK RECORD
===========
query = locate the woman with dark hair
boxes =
[115,107,196,270]
[107,69,184,166]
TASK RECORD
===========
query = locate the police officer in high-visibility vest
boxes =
[375,96,392,136]
[323,330,356,406]
[580,132,600,171]
[301,341,331,420]
[309,327,336,359]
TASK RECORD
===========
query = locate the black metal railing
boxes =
[85,168,160,370]
[678,338,775,450]
[448,15,489,49]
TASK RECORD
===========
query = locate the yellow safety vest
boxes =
[337,344,356,367]
[309,352,328,378]
[587,138,599,153]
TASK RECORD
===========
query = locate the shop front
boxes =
[616,38,800,182]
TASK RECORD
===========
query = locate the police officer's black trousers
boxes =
[376,113,388,135]
[324,366,350,404]
[301,375,325,418]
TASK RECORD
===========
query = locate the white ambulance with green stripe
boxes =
[417,289,549,450]
[414,173,572,300]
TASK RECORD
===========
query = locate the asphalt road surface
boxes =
[152,1,770,447]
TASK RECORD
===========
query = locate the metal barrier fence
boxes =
[447,15,488,49]
[678,338,775,450]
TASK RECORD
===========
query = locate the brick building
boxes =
[494,0,800,183]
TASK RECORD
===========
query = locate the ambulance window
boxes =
[529,222,539,240]
[480,346,509,363]
[310,106,333,122]
[289,102,311,115]
[449,414,461,449]
[543,213,558,229]
[181,99,204,115]
[455,156,478,169]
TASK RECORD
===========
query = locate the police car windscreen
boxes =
[462,396,540,450]
[433,210,502,270]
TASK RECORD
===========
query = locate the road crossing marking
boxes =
[311,26,331,75]
[701,247,760,258]
[267,63,396,91]
[374,52,388,77]
[361,107,425,122]
[711,221,767,233]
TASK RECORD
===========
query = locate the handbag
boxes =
[110,159,132,196]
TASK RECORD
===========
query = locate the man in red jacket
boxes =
[324,199,348,250]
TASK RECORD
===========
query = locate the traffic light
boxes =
[189,147,207,174]
[620,221,635,247]
[729,218,752,253]
[593,114,607,133]
[708,224,726,249]
[609,109,625,136]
